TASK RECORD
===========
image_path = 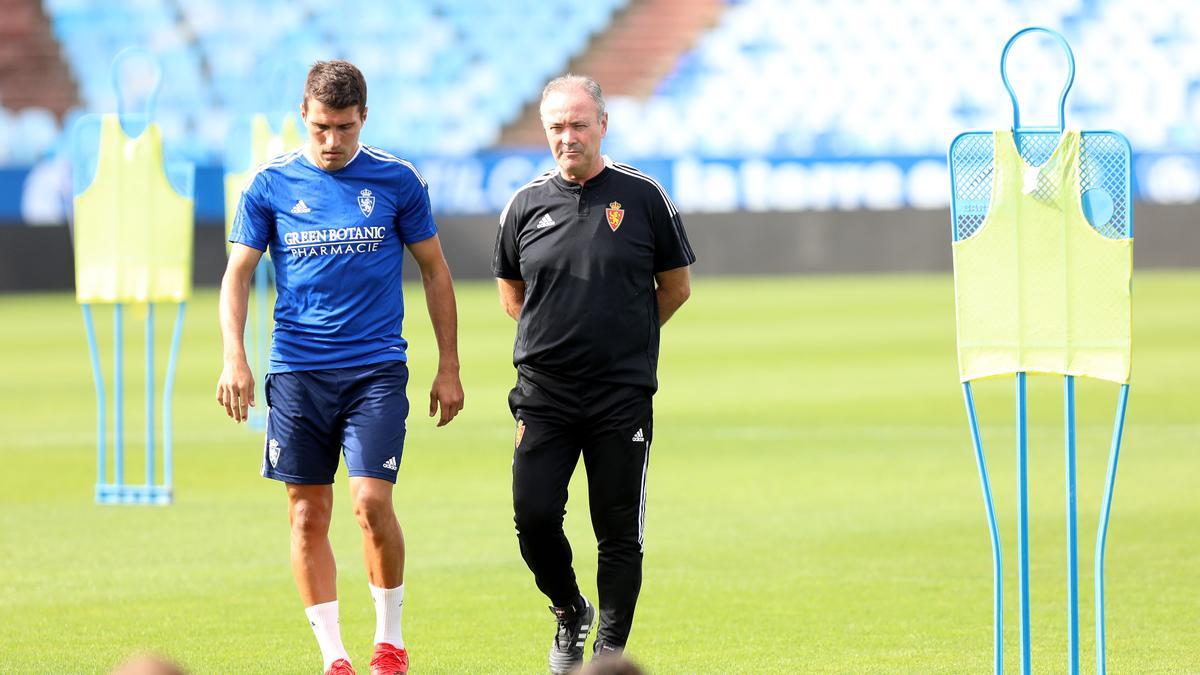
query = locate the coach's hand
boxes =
[217,358,255,423]
[429,367,464,427]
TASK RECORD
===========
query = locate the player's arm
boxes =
[217,243,263,422]
[497,279,525,321]
[407,234,464,427]
[655,265,691,325]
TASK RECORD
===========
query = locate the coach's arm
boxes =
[408,234,465,427]
[217,243,263,423]
[496,279,525,321]
[655,265,691,325]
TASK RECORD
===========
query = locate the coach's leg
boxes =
[582,387,653,649]
[287,483,337,604]
[350,476,405,587]
[510,374,589,609]
[512,408,587,609]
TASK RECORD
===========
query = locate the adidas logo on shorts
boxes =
[632,428,644,443]
[383,456,398,471]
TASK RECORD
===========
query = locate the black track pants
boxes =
[509,367,653,648]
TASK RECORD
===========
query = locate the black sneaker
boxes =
[548,595,595,674]
[592,641,624,659]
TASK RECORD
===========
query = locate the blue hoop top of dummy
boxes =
[111,46,162,139]
[1001,27,1075,136]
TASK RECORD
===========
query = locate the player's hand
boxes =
[216,358,255,423]
[429,368,464,427]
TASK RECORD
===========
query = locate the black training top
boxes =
[492,158,696,391]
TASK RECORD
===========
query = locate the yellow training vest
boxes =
[953,130,1132,384]
[74,114,194,303]
[224,113,304,251]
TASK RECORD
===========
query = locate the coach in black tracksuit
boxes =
[493,75,694,670]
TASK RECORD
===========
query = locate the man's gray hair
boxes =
[541,74,606,118]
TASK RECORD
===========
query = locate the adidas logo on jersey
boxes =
[291,200,311,214]
[535,213,556,229]
[383,456,398,471]
[632,428,644,443]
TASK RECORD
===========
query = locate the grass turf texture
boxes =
[1,272,1197,674]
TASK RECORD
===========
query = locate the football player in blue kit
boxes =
[217,60,463,675]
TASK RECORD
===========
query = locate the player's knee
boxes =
[352,491,395,535]
[289,499,332,539]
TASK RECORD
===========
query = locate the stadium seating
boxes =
[36,0,628,162]
[4,0,1199,166]
[603,0,1200,158]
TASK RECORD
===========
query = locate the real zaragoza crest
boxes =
[606,201,624,231]
[358,188,375,217]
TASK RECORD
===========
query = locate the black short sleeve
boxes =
[649,187,696,273]
[492,194,523,280]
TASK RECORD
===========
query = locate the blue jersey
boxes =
[231,145,437,373]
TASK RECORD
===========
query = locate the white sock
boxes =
[369,583,405,647]
[305,600,350,670]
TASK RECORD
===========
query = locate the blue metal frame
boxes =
[162,303,186,499]
[1015,373,1031,674]
[113,303,124,494]
[145,303,155,496]
[90,302,183,505]
[1095,384,1130,675]
[952,27,1133,675]
[1065,375,1080,675]
[961,382,1002,673]
[81,305,106,488]
[1000,27,1074,139]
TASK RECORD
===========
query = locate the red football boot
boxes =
[325,658,356,675]
[369,642,409,675]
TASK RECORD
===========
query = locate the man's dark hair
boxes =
[303,60,367,114]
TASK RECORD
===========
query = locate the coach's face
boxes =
[302,99,367,172]
[541,87,607,183]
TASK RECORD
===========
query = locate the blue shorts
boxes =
[262,360,409,484]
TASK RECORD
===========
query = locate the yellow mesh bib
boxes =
[953,130,1132,384]
[74,115,194,303]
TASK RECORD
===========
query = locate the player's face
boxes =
[541,88,607,183]
[301,99,367,171]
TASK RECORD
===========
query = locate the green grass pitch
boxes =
[1,272,1197,673]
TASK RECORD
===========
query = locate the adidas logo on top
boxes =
[383,456,398,471]
[632,428,644,443]
[535,213,556,229]
[291,200,311,214]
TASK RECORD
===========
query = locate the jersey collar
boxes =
[303,143,364,173]
[552,156,613,191]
